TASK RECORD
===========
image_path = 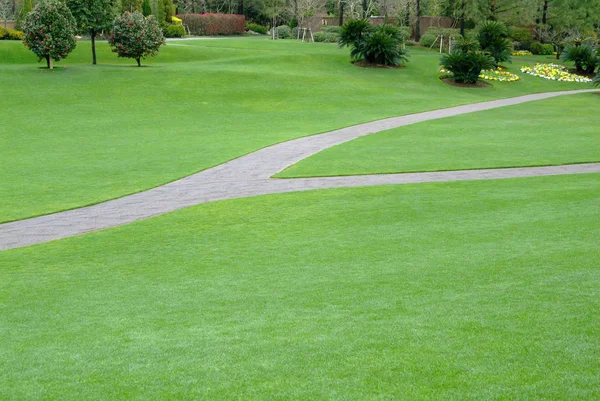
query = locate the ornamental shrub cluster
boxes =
[245,22,267,34]
[339,20,409,67]
[0,27,25,40]
[179,13,245,36]
[314,31,338,43]
[530,41,553,55]
[23,0,78,69]
[274,25,291,39]
[108,11,165,66]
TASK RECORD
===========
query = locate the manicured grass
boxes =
[0,38,592,222]
[1,174,599,399]
[277,93,600,178]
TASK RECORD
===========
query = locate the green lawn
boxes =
[1,174,599,399]
[277,93,600,178]
[0,38,593,222]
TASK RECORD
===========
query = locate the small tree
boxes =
[67,0,119,65]
[109,11,164,67]
[23,0,77,69]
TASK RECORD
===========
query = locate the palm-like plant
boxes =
[341,21,409,67]
[478,20,512,66]
[338,19,372,49]
[440,51,495,84]
[561,45,598,74]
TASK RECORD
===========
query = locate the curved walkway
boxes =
[1,89,599,251]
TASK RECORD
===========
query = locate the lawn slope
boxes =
[0,39,592,222]
[1,174,599,399]
[277,93,600,178]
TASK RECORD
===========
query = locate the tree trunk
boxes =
[91,29,97,65]
[338,0,343,26]
[405,2,410,27]
[542,0,548,25]
[489,0,496,20]
[237,0,243,15]
[415,0,421,43]
[362,0,367,18]
[460,0,465,37]
[46,55,53,69]
[136,57,141,67]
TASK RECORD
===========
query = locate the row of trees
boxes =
[22,0,164,68]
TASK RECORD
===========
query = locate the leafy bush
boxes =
[163,23,186,38]
[478,20,512,66]
[530,41,542,54]
[338,19,372,49]
[0,27,25,40]
[313,31,339,43]
[179,13,245,36]
[440,51,495,83]
[541,43,554,55]
[419,32,437,48]
[321,25,341,34]
[109,11,165,66]
[405,40,416,47]
[291,27,300,39]
[561,45,598,73]
[354,25,409,66]
[23,0,77,69]
[245,22,267,34]
[594,72,600,87]
[274,25,291,39]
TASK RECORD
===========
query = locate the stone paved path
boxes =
[1,89,598,251]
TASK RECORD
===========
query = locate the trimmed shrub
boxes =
[530,41,542,54]
[440,51,495,83]
[274,25,291,39]
[109,11,165,66]
[561,45,598,73]
[163,23,186,37]
[321,25,341,34]
[23,0,77,69]
[291,27,300,38]
[405,40,416,46]
[179,13,245,36]
[419,32,437,48]
[313,31,338,43]
[478,20,511,66]
[540,43,554,55]
[245,22,267,34]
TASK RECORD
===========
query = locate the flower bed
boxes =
[512,50,532,56]
[520,63,592,83]
[479,67,520,82]
[439,67,520,82]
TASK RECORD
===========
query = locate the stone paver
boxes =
[1,89,598,251]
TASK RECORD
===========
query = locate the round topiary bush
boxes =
[22,0,77,69]
[109,11,165,67]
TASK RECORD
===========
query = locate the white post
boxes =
[448,37,452,53]
[309,28,314,42]
[440,34,443,53]
[302,28,306,42]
